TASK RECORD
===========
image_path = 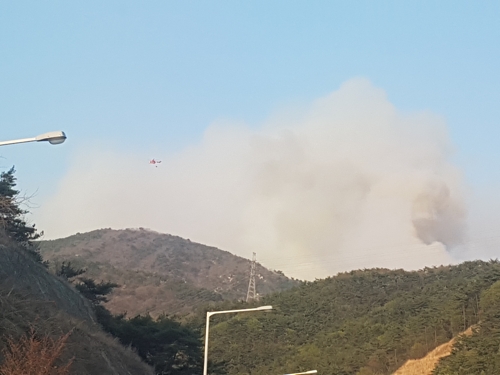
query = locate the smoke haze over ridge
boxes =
[36,79,466,280]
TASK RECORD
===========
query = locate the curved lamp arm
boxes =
[204,305,273,375]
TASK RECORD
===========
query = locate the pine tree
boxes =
[74,278,119,304]
[56,261,86,280]
[0,167,44,263]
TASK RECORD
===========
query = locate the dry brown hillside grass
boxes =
[83,263,224,317]
[0,328,73,375]
[392,327,473,375]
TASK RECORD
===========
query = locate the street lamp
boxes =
[203,305,273,375]
[0,131,67,147]
[284,371,318,375]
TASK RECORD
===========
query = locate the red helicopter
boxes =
[149,159,162,167]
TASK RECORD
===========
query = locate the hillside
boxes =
[393,340,454,375]
[195,261,500,375]
[0,235,153,375]
[432,279,500,374]
[39,228,298,316]
[392,327,472,375]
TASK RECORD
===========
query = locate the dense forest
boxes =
[433,278,500,374]
[194,262,500,375]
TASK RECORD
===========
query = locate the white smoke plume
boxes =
[35,78,466,280]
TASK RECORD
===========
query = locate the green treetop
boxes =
[0,167,43,262]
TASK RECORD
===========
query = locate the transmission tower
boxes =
[246,252,258,302]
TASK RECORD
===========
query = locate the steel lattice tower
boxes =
[246,252,258,302]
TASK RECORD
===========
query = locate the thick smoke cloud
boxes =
[412,181,465,246]
[35,78,466,279]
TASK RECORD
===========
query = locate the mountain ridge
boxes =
[39,228,299,316]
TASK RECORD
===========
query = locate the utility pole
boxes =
[246,252,258,302]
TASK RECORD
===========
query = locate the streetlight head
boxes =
[256,305,273,311]
[35,131,67,145]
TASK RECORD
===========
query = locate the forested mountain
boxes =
[193,261,500,375]
[39,228,298,316]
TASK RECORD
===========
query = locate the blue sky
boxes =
[1,1,500,278]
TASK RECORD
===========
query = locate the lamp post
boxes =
[203,305,273,375]
[284,371,318,375]
[0,131,67,147]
